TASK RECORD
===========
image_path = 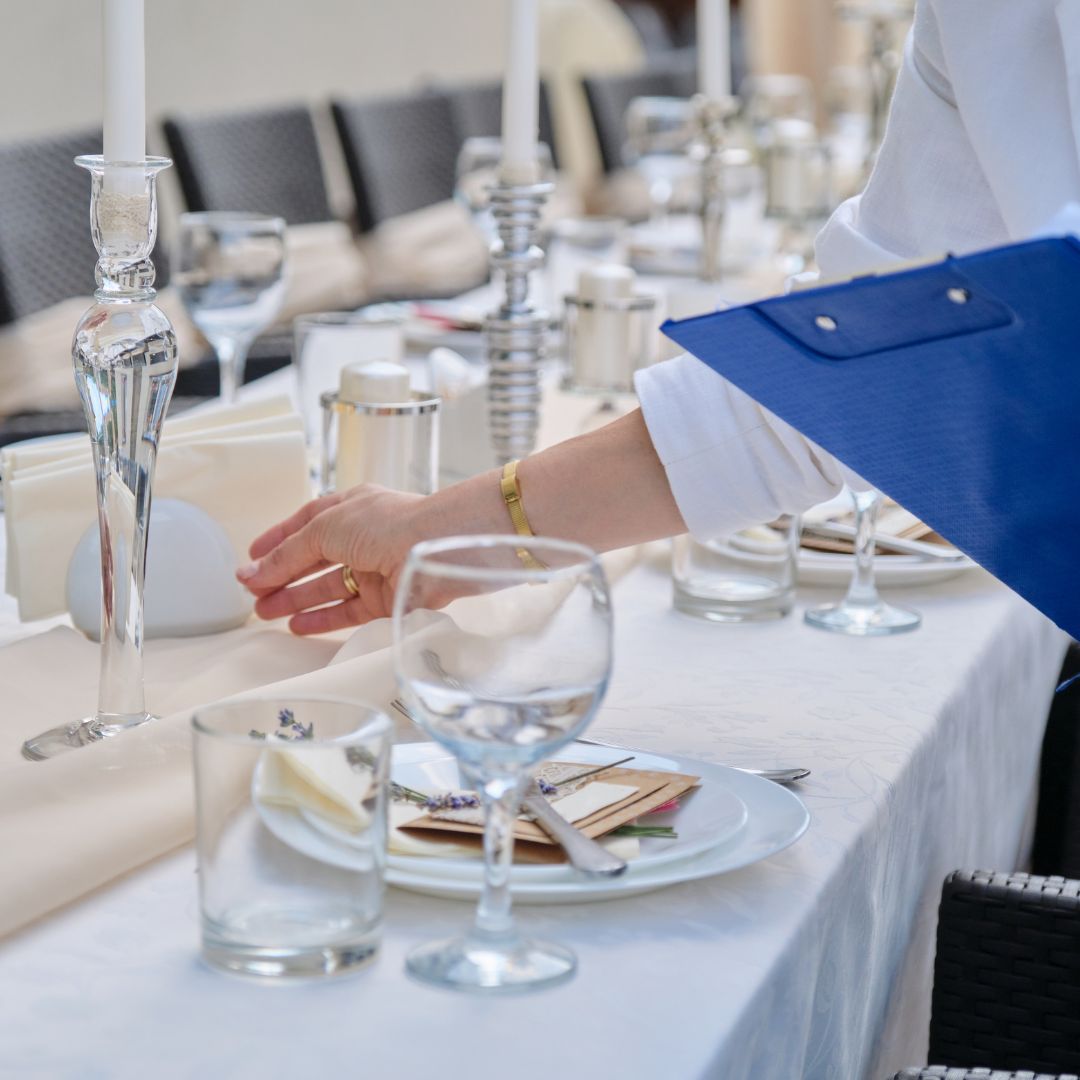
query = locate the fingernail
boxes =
[236,561,260,581]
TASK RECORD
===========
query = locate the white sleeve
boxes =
[635,355,848,540]
[816,0,1007,274]
[641,1,996,538]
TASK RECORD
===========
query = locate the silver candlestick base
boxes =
[22,156,178,761]
[694,95,739,283]
[484,178,554,465]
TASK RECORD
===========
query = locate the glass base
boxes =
[804,600,921,636]
[673,582,793,623]
[202,937,379,980]
[21,712,156,761]
[406,933,576,994]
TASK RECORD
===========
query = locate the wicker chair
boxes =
[581,57,698,174]
[330,91,461,234]
[1033,644,1080,879]
[162,104,333,225]
[441,78,559,167]
[0,129,105,325]
[889,871,1080,1079]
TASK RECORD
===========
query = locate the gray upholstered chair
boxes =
[441,78,559,168]
[162,104,333,225]
[0,129,103,324]
[581,57,698,174]
[330,91,461,234]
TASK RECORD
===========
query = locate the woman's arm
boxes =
[237,408,685,635]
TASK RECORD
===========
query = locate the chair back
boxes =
[162,104,332,224]
[331,92,460,233]
[442,79,559,167]
[0,130,103,324]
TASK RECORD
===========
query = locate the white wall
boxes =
[0,0,507,143]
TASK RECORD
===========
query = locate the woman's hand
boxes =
[236,484,426,635]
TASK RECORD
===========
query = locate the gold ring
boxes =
[341,565,361,597]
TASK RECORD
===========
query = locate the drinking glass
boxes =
[176,212,287,403]
[454,137,555,243]
[672,516,800,622]
[293,311,405,442]
[392,535,613,992]
[623,96,697,222]
[192,696,392,979]
[804,489,921,635]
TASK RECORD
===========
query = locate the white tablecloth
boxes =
[0,528,1066,1079]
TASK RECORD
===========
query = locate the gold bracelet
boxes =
[500,460,548,571]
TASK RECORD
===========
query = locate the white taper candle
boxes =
[698,0,732,99]
[500,0,540,184]
[102,0,146,166]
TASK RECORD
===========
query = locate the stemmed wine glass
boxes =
[623,96,697,223]
[804,488,921,635]
[392,535,613,992]
[175,212,287,403]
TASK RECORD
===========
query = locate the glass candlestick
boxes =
[22,156,178,761]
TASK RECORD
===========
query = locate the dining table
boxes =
[0,343,1067,1080]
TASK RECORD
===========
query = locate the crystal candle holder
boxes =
[22,156,178,761]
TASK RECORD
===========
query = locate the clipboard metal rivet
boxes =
[814,315,838,331]
[947,287,971,304]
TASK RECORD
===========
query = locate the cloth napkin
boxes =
[2,395,310,621]
[0,544,644,939]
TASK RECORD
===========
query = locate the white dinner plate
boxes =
[388,742,748,882]
[797,547,976,588]
[387,742,809,905]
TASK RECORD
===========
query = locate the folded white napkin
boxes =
[2,395,310,622]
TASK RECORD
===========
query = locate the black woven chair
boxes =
[330,92,461,234]
[1033,644,1080,878]
[889,870,1080,1079]
[162,104,333,225]
[441,78,559,168]
[0,129,104,324]
[581,57,698,174]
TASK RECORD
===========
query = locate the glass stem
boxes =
[471,774,527,942]
[215,337,249,405]
[843,489,883,610]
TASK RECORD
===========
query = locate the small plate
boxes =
[388,742,748,882]
[387,743,809,904]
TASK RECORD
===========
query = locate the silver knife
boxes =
[521,784,628,877]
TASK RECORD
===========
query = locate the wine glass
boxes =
[454,137,555,243]
[623,96,697,222]
[175,212,287,403]
[392,535,613,992]
[804,488,921,635]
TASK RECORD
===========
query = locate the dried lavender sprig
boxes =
[390,782,432,806]
[611,825,678,839]
[423,792,481,812]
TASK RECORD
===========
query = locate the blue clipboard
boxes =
[662,236,1080,639]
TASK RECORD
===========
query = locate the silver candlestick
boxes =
[484,178,554,464]
[694,95,739,282]
[22,156,178,761]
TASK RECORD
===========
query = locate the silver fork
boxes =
[574,735,810,785]
[390,700,809,785]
